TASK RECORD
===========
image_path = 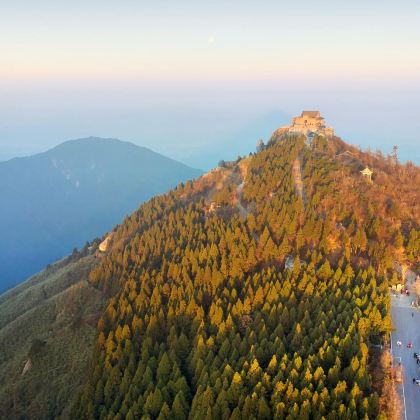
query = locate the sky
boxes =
[1,0,419,169]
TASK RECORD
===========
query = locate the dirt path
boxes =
[236,182,249,218]
[292,157,306,207]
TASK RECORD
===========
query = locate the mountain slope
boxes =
[1,131,418,419]
[70,133,418,419]
[0,137,202,292]
[0,251,104,419]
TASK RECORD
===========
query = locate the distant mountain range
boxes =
[181,111,290,170]
[0,137,202,292]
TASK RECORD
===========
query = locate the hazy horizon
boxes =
[1,0,419,169]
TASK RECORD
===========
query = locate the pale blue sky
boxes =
[1,0,419,168]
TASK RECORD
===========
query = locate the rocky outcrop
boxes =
[21,359,32,376]
[99,233,113,252]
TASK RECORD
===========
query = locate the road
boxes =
[391,269,420,420]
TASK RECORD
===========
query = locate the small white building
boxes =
[360,167,373,181]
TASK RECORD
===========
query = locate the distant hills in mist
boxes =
[0,137,202,292]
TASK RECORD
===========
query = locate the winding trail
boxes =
[292,157,306,207]
[236,181,249,218]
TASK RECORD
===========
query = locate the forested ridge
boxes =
[73,133,419,419]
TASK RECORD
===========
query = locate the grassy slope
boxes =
[0,254,106,419]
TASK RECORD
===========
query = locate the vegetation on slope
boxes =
[0,252,106,419]
[71,133,419,419]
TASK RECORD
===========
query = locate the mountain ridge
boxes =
[0,129,418,419]
[72,131,418,419]
[0,137,202,292]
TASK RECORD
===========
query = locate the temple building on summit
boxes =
[276,111,335,137]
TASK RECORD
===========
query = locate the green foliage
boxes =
[71,134,411,419]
